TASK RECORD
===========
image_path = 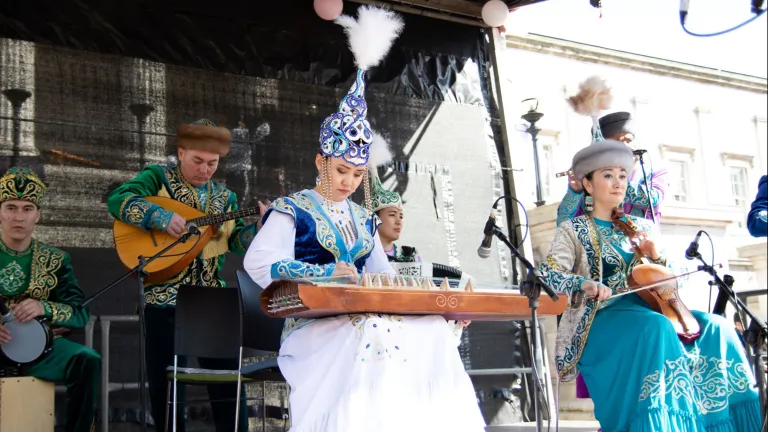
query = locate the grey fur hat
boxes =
[572,139,634,181]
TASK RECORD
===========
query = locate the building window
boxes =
[730,166,748,207]
[539,142,554,201]
[667,160,689,203]
[532,130,560,203]
[721,152,755,229]
[659,144,696,204]
[730,166,749,228]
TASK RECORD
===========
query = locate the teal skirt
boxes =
[578,294,762,432]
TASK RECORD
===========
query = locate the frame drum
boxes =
[1,318,53,365]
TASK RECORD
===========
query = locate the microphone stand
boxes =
[82,227,201,432]
[690,251,767,419]
[488,222,559,432]
[635,152,657,225]
[711,274,735,317]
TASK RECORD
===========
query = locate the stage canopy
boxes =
[349,0,548,25]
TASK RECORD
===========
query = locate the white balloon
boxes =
[481,0,510,28]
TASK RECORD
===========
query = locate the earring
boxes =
[584,195,594,212]
[322,157,332,211]
[363,167,372,210]
[316,175,321,186]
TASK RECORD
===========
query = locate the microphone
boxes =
[477,209,497,259]
[0,296,13,323]
[685,230,703,260]
[185,222,201,236]
[753,0,765,14]
[632,149,648,156]
[680,0,690,24]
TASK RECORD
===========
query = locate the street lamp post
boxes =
[129,103,154,168]
[521,98,545,207]
[2,89,32,167]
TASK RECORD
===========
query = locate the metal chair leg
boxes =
[235,347,244,432]
[165,380,171,432]
[263,381,267,431]
[172,355,179,432]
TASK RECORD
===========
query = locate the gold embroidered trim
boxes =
[26,240,63,301]
[0,238,33,257]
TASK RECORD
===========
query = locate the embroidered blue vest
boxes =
[264,189,379,342]
[265,189,378,275]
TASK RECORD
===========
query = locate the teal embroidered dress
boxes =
[540,215,761,431]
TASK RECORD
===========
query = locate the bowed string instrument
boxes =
[608,208,710,343]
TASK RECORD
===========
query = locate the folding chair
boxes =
[235,270,289,431]
[166,285,253,432]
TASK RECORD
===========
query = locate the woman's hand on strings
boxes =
[583,280,612,301]
[636,234,661,260]
[332,261,358,279]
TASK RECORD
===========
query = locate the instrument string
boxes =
[591,266,718,301]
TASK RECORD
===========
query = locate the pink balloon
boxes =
[314,0,343,21]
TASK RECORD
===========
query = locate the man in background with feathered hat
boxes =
[0,167,99,432]
[557,108,669,226]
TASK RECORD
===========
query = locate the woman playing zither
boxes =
[242,6,485,432]
[540,139,761,431]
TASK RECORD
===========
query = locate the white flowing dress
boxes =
[243,191,486,432]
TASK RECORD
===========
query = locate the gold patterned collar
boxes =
[0,237,35,257]
[174,167,213,212]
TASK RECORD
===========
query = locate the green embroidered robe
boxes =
[107,165,258,307]
[0,239,90,329]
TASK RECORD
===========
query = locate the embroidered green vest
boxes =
[0,239,89,329]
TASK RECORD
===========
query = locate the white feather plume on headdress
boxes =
[335,6,404,71]
[567,76,612,139]
[567,76,612,116]
[367,131,393,173]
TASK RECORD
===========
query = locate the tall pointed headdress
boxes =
[367,132,401,212]
[318,6,403,166]
[567,76,612,143]
[317,5,404,209]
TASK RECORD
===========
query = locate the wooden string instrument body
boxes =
[610,208,700,342]
[113,196,260,284]
[260,274,567,321]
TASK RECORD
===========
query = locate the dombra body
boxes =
[112,196,261,283]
